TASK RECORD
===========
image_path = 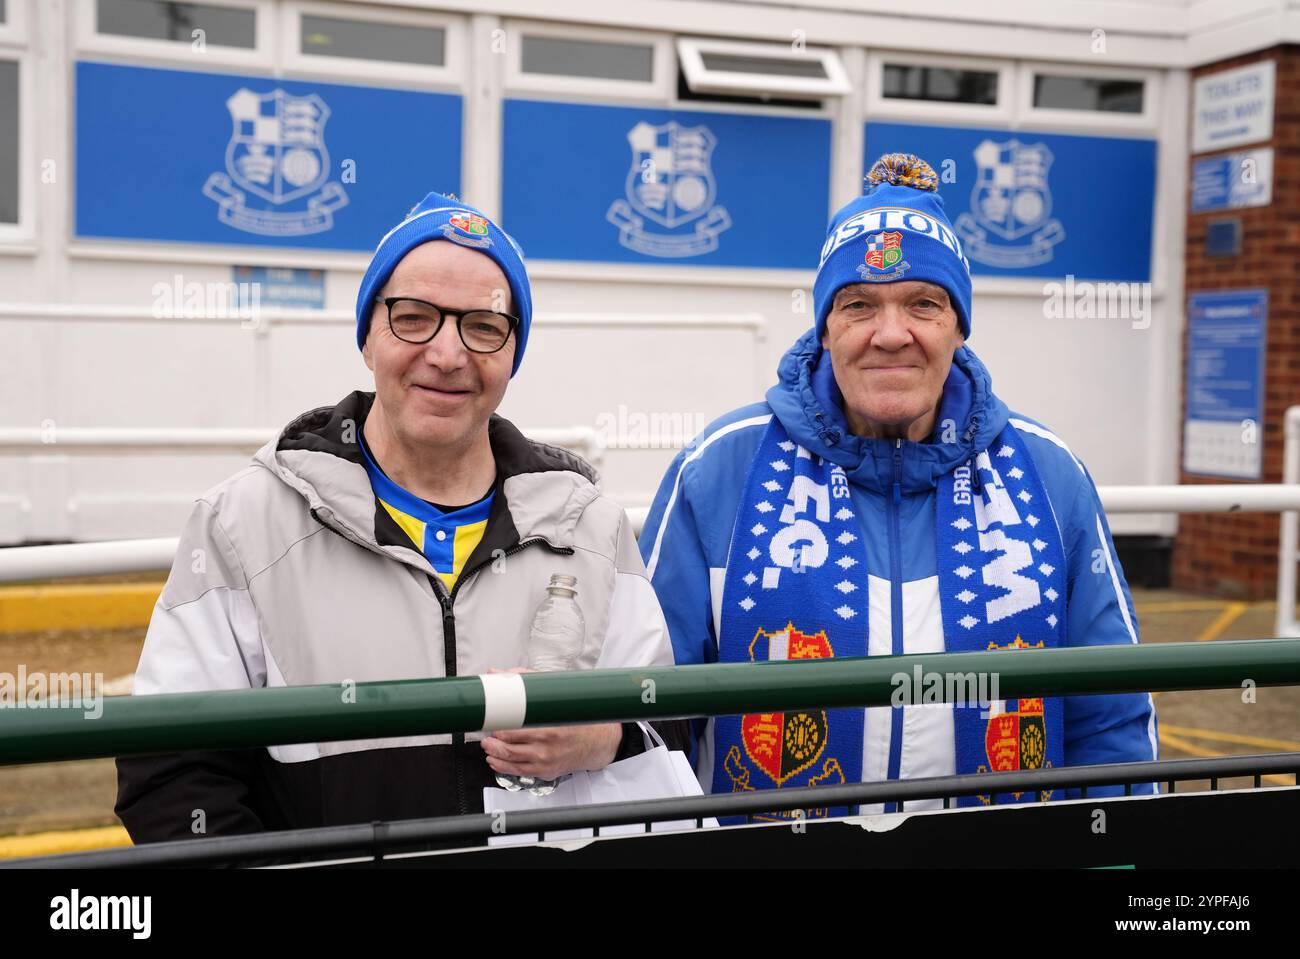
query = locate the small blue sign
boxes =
[232,266,325,309]
[1191,148,1272,213]
[1184,289,1267,479]
[864,122,1157,281]
[75,61,462,251]
[502,99,832,268]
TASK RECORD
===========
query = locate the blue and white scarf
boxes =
[715,417,1068,818]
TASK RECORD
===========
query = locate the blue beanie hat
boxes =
[355,192,533,376]
[814,154,972,340]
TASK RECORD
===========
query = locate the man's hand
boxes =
[479,667,623,779]
[481,723,623,781]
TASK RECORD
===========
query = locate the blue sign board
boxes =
[1183,289,1267,479]
[864,122,1157,281]
[1191,148,1273,213]
[502,99,832,268]
[75,61,462,251]
[232,266,325,309]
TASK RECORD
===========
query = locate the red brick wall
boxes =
[1174,46,1300,598]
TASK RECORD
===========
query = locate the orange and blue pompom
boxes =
[865,153,939,193]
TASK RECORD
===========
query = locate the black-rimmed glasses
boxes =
[377,296,518,354]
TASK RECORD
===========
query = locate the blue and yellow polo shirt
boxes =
[359,438,494,591]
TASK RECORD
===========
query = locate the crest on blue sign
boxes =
[607,121,731,258]
[203,88,348,237]
[954,139,1064,269]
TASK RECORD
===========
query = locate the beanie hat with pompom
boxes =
[813,153,972,340]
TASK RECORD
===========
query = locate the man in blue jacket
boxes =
[640,154,1157,818]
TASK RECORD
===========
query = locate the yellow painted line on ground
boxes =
[1135,600,1232,615]
[1134,599,1275,615]
[0,582,162,633]
[1195,601,1249,642]
[1159,730,1296,786]
[0,825,131,860]
[1161,723,1300,753]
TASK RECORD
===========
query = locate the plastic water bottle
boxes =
[496,574,585,796]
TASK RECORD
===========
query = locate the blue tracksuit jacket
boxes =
[640,329,1158,808]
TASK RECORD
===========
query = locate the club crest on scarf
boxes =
[974,637,1054,804]
[718,417,1068,817]
[730,624,848,794]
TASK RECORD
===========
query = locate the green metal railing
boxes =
[1,639,1298,766]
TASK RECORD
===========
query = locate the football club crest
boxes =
[975,637,1054,804]
[857,230,911,281]
[606,121,731,258]
[954,139,1064,269]
[203,88,348,237]
[441,211,493,249]
[723,623,848,814]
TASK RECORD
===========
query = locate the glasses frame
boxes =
[376,296,520,354]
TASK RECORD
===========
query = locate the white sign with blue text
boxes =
[1191,148,1273,214]
[1192,61,1275,154]
[1183,289,1267,480]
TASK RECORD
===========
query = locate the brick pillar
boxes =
[1175,46,1300,598]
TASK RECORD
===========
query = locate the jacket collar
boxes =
[253,391,599,574]
[765,328,1009,494]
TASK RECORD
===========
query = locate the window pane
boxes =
[1034,74,1144,113]
[520,35,653,82]
[0,59,15,224]
[96,0,256,49]
[698,51,827,80]
[883,64,997,104]
[301,15,444,67]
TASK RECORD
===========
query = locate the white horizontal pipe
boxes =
[5,480,1299,585]
[0,426,601,456]
[0,428,278,454]
[1101,484,1300,514]
[0,538,179,583]
[1277,407,1300,637]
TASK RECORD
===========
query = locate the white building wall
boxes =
[2,0,1281,544]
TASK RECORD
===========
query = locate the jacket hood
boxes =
[765,327,1009,494]
[251,391,601,570]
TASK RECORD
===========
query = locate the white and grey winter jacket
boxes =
[116,391,684,842]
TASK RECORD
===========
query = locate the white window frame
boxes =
[505,20,672,103]
[0,49,33,243]
[866,51,1013,124]
[677,36,848,100]
[280,1,466,90]
[1018,61,1159,133]
[0,0,29,46]
[75,0,273,71]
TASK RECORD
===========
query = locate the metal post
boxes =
[1276,406,1300,636]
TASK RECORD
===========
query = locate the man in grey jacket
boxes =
[116,193,682,842]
